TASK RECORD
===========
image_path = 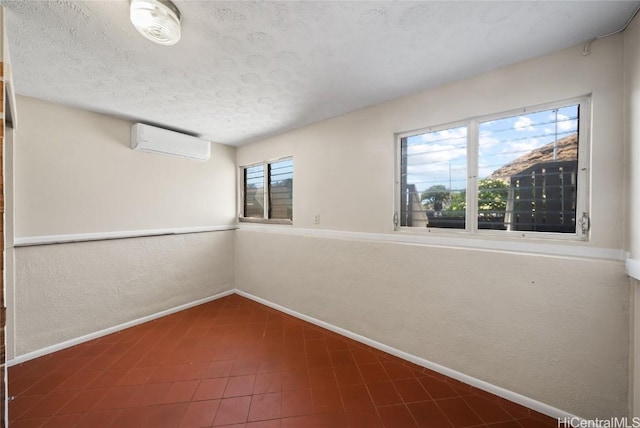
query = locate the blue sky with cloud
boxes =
[404,104,579,193]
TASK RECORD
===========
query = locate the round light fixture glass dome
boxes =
[130,0,181,46]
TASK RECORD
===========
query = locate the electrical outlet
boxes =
[314,215,320,224]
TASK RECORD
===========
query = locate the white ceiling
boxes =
[2,1,639,146]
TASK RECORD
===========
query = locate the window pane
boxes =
[269,159,293,220]
[478,105,579,232]
[400,126,467,229]
[244,165,264,218]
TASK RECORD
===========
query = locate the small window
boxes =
[240,158,293,223]
[396,97,590,239]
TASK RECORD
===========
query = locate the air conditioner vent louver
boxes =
[131,123,210,161]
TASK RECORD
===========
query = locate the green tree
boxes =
[421,185,450,208]
[448,191,466,212]
[477,178,508,216]
[446,179,508,215]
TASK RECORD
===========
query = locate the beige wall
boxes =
[14,231,234,357]
[9,97,237,359]
[626,12,640,262]
[624,13,640,417]
[14,96,236,237]
[236,35,629,419]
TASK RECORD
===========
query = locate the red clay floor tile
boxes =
[77,408,122,428]
[281,369,309,391]
[160,380,200,404]
[110,406,150,427]
[247,391,282,421]
[340,384,375,411]
[378,404,418,427]
[253,371,282,394]
[329,349,356,366]
[127,382,173,407]
[231,358,260,376]
[9,394,47,420]
[345,408,384,428]
[418,376,462,400]
[393,378,431,403]
[179,399,220,427]
[10,417,49,428]
[463,393,514,424]
[486,420,524,428]
[381,361,417,381]
[224,375,257,398]
[358,362,390,384]
[55,369,102,391]
[92,385,139,411]
[246,419,281,428]
[407,400,453,428]
[314,410,349,428]
[280,389,313,418]
[213,395,251,426]
[280,414,316,428]
[21,391,77,419]
[144,402,190,427]
[193,377,228,401]
[436,396,485,427]
[367,381,403,407]
[8,295,563,428]
[308,367,337,389]
[333,364,364,386]
[57,388,110,414]
[40,412,86,427]
[310,387,343,413]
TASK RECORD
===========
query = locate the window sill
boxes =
[239,217,293,225]
[237,224,623,261]
[396,226,587,243]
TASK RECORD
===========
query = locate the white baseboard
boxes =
[234,289,583,422]
[7,290,235,367]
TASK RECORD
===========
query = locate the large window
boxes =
[397,97,590,239]
[241,158,293,223]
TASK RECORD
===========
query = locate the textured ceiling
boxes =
[2,1,639,146]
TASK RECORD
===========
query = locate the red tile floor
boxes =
[9,294,558,427]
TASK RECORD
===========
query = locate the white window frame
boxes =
[239,156,293,225]
[394,96,591,241]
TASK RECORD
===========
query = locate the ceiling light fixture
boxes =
[130,0,181,46]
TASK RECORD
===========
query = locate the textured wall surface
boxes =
[626,8,640,266]
[14,231,234,356]
[14,95,236,238]
[235,36,630,419]
[624,13,640,417]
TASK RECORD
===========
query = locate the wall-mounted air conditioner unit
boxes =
[131,123,211,161]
